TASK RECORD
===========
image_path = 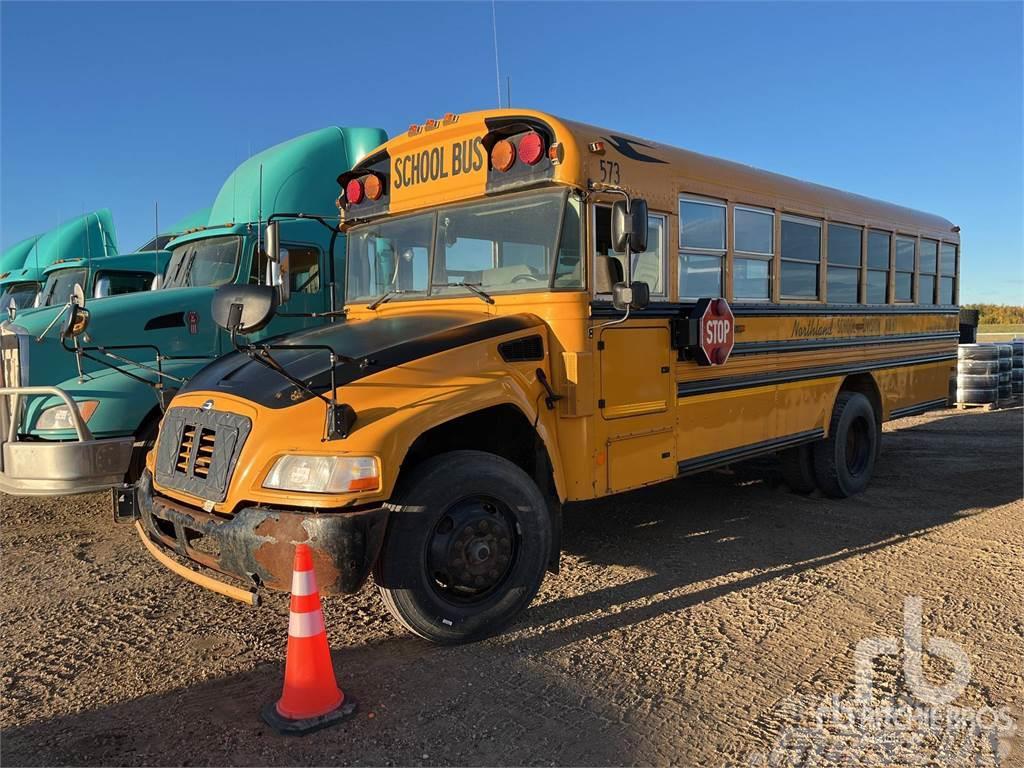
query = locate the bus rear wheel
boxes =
[374,450,551,644]
[812,391,878,499]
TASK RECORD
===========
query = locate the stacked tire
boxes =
[1012,340,1023,399]
[957,344,999,406]
[997,344,1013,403]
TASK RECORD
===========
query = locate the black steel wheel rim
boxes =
[426,496,519,603]
[845,416,871,476]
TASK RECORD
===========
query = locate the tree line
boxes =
[963,304,1024,325]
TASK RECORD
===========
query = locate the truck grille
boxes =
[0,325,27,389]
[155,406,251,503]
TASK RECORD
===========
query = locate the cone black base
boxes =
[261,695,357,736]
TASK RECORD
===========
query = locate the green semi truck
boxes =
[0,126,386,496]
[2,208,212,315]
[0,210,119,310]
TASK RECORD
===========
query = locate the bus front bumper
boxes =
[132,471,391,598]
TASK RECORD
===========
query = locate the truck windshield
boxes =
[0,282,41,310]
[346,189,582,304]
[39,268,89,307]
[164,236,241,289]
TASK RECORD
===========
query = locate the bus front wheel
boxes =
[812,391,878,499]
[374,450,551,644]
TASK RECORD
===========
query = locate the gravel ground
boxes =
[1,407,1022,767]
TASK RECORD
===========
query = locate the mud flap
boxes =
[111,483,140,524]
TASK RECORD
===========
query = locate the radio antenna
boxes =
[154,201,159,276]
[507,75,511,108]
[491,0,502,108]
[258,163,264,285]
[83,207,91,265]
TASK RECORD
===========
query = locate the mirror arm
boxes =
[36,302,72,342]
[595,302,632,334]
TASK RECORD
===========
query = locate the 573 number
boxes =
[598,159,620,184]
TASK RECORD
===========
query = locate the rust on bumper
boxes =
[135,471,390,594]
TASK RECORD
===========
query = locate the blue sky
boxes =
[2,1,1021,303]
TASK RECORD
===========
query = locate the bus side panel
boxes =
[875,360,956,419]
[774,378,841,438]
[674,385,776,463]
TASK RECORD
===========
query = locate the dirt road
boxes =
[2,407,1022,766]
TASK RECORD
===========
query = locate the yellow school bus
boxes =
[131,109,959,643]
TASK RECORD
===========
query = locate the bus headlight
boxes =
[35,400,99,431]
[263,455,380,494]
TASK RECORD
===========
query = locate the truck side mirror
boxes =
[150,274,163,291]
[264,221,291,304]
[265,221,280,265]
[60,304,91,340]
[94,276,111,298]
[611,280,650,312]
[611,198,649,254]
[212,284,279,335]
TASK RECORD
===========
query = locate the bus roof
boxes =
[353,108,957,241]
[207,126,388,227]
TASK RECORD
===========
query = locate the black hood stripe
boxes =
[183,313,544,409]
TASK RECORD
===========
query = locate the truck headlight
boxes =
[35,400,99,431]
[263,455,380,494]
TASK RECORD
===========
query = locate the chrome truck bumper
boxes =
[0,386,133,496]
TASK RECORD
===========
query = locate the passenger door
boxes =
[593,205,676,493]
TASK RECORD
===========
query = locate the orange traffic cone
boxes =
[261,544,357,735]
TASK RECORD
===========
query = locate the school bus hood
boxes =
[178,311,543,409]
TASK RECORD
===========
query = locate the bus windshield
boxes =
[39,268,89,307]
[164,236,241,289]
[0,282,41,310]
[346,189,582,304]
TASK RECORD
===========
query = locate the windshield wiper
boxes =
[167,249,191,287]
[432,282,495,304]
[368,288,419,310]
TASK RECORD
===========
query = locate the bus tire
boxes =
[374,450,551,645]
[812,391,878,499]
[779,444,817,494]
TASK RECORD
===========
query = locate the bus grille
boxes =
[176,425,217,479]
[155,406,251,503]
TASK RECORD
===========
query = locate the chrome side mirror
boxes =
[94,277,111,298]
[611,198,649,254]
[611,280,650,312]
[150,274,163,291]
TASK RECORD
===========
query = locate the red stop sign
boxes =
[696,298,735,366]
